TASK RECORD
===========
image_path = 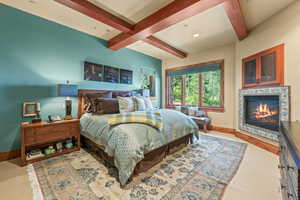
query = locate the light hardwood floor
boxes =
[0,132,281,200]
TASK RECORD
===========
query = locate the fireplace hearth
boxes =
[239,86,290,141]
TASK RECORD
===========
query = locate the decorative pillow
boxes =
[85,92,112,112]
[94,98,119,114]
[85,92,113,112]
[134,96,147,111]
[117,96,135,113]
[142,97,154,110]
[112,91,132,98]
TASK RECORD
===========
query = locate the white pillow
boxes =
[117,97,135,113]
[142,97,154,110]
[134,96,146,111]
[134,96,154,111]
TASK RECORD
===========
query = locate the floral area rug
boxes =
[27,134,247,200]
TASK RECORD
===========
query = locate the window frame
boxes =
[165,59,225,112]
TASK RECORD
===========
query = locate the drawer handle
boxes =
[287,192,293,199]
[287,165,294,171]
[280,146,286,151]
[278,165,285,169]
[281,185,286,190]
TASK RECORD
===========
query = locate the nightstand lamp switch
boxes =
[58,81,78,120]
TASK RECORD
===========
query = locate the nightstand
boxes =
[20,119,80,166]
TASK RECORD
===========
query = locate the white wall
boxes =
[234,0,300,130]
[162,0,300,133]
[162,44,236,129]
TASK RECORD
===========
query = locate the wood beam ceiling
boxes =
[55,0,247,59]
[54,0,187,58]
[143,36,187,58]
[108,0,226,50]
[55,0,133,32]
[223,0,248,40]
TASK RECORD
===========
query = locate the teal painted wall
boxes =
[0,4,162,152]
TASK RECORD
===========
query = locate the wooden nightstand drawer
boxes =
[25,136,37,146]
[25,128,36,137]
[37,125,70,136]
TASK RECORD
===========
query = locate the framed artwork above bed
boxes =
[84,61,133,85]
[104,66,120,83]
[84,62,103,82]
[120,69,133,84]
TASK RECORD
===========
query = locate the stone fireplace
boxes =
[239,86,290,141]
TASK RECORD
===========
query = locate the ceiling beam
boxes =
[223,0,247,40]
[55,0,133,32]
[143,36,187,58]
[108,0,226,50]
[54,0,187,58]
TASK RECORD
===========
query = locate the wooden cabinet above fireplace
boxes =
[242,44,284,88]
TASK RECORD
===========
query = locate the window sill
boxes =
[165,105,225,113]
[200,106,224,113]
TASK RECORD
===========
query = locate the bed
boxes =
[78,89,199,185]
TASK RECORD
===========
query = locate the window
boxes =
[166,60,224,112]
[170,75,182,105]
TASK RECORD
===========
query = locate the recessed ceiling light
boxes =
[193,33,200,38]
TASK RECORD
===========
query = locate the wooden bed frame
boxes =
[78,89,193,182]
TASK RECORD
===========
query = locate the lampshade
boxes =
[58,84,78,97]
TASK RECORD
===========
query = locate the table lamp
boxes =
[58,81,78,120]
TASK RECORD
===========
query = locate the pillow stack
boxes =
[117,96,154,113]
[84,91,155,115]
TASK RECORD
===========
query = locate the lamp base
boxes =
[65,99,73,120]
[65,115,73,120]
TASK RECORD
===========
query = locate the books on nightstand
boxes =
[26,149,44,160]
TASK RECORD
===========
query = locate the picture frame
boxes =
[84,62,103,82]
[120,69,133,84]
[23,102,38,117]
[104,66,120,83]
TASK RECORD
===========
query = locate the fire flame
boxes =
[253,103,277,119]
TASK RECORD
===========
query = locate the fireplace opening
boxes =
[245,96,280,131]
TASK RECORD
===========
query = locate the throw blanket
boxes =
[107,111,163,131]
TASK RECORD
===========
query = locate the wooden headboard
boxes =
[77,89,132,119]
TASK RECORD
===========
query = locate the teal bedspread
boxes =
[80,109,199,185]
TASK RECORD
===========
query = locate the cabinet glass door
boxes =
[244,59,257,85]
[261,52,276,83]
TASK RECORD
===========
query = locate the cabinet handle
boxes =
[280,145,286,151]
[278,165,285,169]
[287,165,294,171]
[281,185,286,190]
[287,192,293,199]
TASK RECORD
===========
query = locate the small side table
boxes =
[20,119,80,166]
[190,116,211,133]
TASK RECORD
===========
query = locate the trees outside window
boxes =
[166,60,224,112]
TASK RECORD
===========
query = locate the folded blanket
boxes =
[107,111,163,131]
